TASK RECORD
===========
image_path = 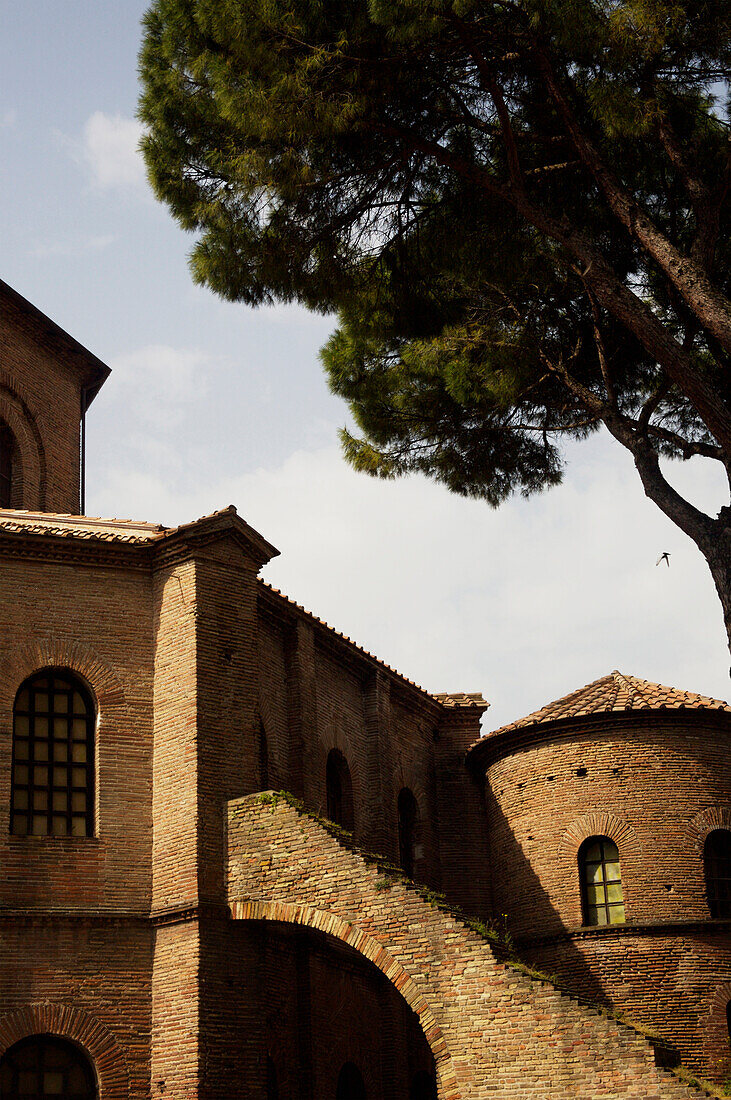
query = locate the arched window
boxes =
[326,749,354,832]
[11,671,95,837]
[704,829,731,918]
[0,1035,96,1098]
[336,1062,366,1100]
[579,836,625,926]
[0,419,14,508]
[398,788,419,878]
[266,1054,279,1100]
[410,1070,438,1100]
[258,720,269,790]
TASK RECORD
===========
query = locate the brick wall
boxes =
[227,793,709,1100]
[477,711,731,1079]
[0,314,91,513]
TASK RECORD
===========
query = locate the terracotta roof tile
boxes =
[432,692,488,709]
[476,671,730,747]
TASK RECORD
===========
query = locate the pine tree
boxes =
[139,0,731,655]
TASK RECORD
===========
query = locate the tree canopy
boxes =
[139,0,731,651]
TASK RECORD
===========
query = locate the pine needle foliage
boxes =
[139,0,731,650]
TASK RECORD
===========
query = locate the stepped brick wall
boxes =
[227,793,711,1100]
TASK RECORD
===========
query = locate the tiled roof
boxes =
[476,671,730,746]
[433,692,488,709]
[0,509,164,543]
[0,506,483,711]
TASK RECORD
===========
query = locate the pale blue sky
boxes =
[1,0,728,727]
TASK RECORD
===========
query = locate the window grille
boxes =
[704,829,731,918]
[580,836,625,926]
[11,670,95,837]
[0,1035,96,1099]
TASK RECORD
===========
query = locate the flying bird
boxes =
[656,552,671,567]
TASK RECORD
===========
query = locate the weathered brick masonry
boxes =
[227,794,708,1100]
[0,282,729,1098]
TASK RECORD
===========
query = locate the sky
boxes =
[1,1,728,730]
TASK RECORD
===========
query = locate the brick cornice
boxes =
[469,708,731,771]
[518,917,731,948]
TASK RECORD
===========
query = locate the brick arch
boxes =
[5,639,128,717]
[697,980,731,1072]
[562,812,641,860]
[688,806,731,853]
[0,377,46,510]
[0,1002,130,1099]
[230,898,460,1100]
[320,721,363,833]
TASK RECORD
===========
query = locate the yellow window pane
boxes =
[54,742,68,762]
[32,815,48,835]
[44,1071,64,1094]
[71,816,87,837]
[35,741,49,761]
[72,767,86,786]
[14,715,29,736]
[52,791,66,811]
[606,883,624,903]
[72,692,86,715]
[35,692,49,712]
[12,814,28,835]
[609,905,626,925]
[72,718,87,740]
[14,764,28,785]
[585,863,604,884]
[594,906,608,926]
[52,766,67,786]
[71,792,86,813]
[53,718,68,739]
[14,790,28,810]
[15,739,29,760]
[33,766,48,786]
[71,743,87,763]
[33,791,48,811]
[35,717,48,738]
[52,816,68,836]
[604,862,621,881]
[54,694,69,712]
[585,884,603,904]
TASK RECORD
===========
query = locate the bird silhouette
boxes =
[656,552,670,567]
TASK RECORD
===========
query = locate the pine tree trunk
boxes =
[701,509,731,668]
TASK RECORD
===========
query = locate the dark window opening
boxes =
[704,829,731,918]
[579,836,625,926]
[336,1062,366,1100]
[0,1035,96,1099]
[258,720,269,790]
[11,671,95,837]
[0,420,14,508]
[398,787,419,878]
[326,749,354,832]
[410,1070,438,1100]
[266,1055,278,1100]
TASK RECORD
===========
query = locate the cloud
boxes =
[87,436,730,731]
[107,344,211,430]
[82,112,146,190]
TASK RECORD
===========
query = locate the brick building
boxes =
[0,277,729,1099]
